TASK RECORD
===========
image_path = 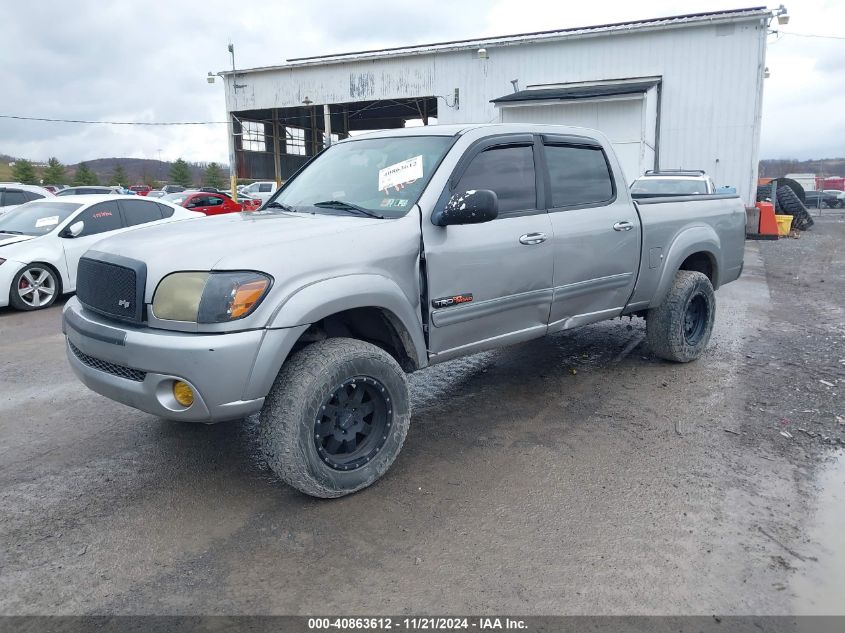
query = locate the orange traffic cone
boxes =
[756,201,779,240]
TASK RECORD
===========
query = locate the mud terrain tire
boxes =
[259,338,410,498]
[647,271,716,363]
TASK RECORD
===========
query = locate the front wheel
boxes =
[9,264,60,311]
[259,337,411,498]
[646,270,715,363]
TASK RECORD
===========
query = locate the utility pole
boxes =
[228,43,238,202]
[323,104,332,148]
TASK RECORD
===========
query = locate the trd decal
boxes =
[432,293,473,309]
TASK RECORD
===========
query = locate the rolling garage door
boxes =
[494,80,659,184]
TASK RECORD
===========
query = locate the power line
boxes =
[0,114,227,125]
[1,98,448,128]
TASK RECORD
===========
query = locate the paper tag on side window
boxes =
[35,216,60,228]
[378,155,423,192]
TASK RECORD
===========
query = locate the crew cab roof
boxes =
[344,122,605,142]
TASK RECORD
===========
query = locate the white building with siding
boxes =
[221,6,772,205]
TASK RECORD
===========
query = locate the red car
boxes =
[162,191,244,215]
[129,185,151,196]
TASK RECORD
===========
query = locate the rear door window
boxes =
[76,201,124,236]
[2,191,28,207]
[23,191,45,201]
[120,199,163,226]
[157,203,175,218]
[544,145,615,208]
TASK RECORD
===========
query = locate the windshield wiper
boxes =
[264,201,298,212]
[0,230,25,235]
[312,200,384,219]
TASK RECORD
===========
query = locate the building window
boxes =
[241,121,266,152]
[284,126,307,156]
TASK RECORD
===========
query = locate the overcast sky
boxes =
[1,0,841,164]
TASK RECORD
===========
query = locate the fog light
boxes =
[173,381,194,407]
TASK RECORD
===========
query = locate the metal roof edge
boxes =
[220,6,770,76]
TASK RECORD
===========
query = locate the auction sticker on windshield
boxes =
[34,216,60,228]
[378,155,423,192]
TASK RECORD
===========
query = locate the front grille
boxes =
[69,341,147,382]
[76,254,146,323]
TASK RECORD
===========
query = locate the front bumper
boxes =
[0,259,25,308]
[63,297,307,422]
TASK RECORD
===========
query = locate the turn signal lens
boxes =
[172,381,194,407]
[196,272,272,323]
[229,279,270,319]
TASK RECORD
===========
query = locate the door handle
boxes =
[613,221,634,231]
[519,232,547,245]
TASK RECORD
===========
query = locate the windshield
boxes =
[631,178,709,195]
[0,201,83,236]
[272,135,453,217]
[162,193,191,205]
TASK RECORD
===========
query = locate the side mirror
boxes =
[64,220,84,238]
[433,189,499,226]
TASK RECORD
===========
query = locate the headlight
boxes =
[152,271,271,323]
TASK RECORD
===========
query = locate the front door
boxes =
[540,136,641,332]
[422,136,554,361]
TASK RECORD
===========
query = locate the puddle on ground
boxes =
[791,452,845,614]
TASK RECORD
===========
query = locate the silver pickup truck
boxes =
[63,123,745,497]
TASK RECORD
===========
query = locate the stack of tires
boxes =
[756,183,814,231]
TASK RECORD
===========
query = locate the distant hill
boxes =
[759,158,845,179]
[68,158,219,187]
[1,153,227,187]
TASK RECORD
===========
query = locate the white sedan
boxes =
[0,195,202,311]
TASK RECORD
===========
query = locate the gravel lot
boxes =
[1,214,843,615]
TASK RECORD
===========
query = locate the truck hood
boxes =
[89,211,390,292]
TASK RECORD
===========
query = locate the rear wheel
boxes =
[9,265,60,311]
[259,338,411,498]
[646,270,715,362]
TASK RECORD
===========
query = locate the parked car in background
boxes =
[129,185,152,196]
[0,195,201,311]
[822,190,843,208]
[630,170,716,198]
[240,181,277,203]
[161,184,186,194]
[239,196,262,211]
[56,186,121,196]
[146,190,166,199]
[804,190,840,209]
[162,190,243,215]
[0,183,55,215]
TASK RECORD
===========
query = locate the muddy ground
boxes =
[0,214,843,615]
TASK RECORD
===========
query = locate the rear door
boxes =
[422,135,554,360]
[61,200,126,290]
[202,194,228,215]
[541,135,641,331]
[185,194,211,214]
[118,198,164,227]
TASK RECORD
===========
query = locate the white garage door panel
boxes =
[499,96,653,182]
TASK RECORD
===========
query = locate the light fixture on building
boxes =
[302,97,313,106]
[207,71,215,84]
[477,48,488,59]
[776,4,789,25]
[764,67,771,78]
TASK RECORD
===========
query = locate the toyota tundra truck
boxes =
[63,123,745,498]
